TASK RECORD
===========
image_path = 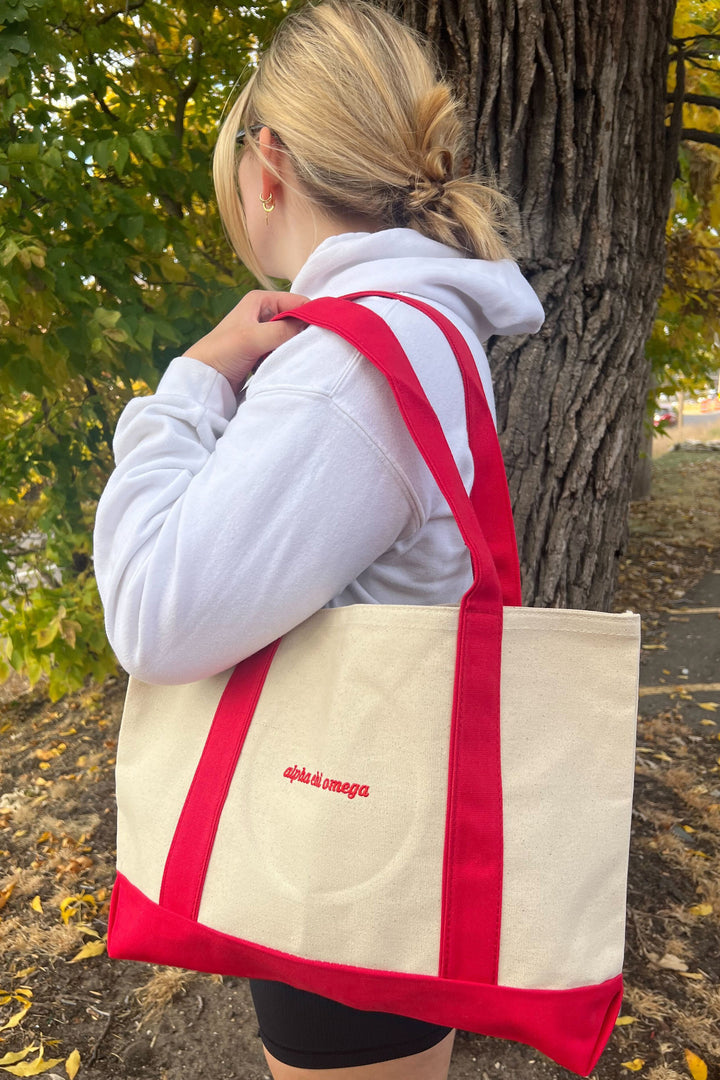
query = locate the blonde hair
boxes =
[214,0,513,284]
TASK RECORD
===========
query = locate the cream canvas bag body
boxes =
[108,295,640,1076]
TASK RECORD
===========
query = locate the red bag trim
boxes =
[344,291,521,606]
[109,872,623,1078]
[159,639,280,919]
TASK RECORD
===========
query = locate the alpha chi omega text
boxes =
[108,296,641,1077]
[283,765,370,799]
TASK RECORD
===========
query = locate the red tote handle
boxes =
[278,297,506,614]
[343,291,521,608]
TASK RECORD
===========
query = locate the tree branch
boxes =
[93,91,119,122]
[97,0,146,26]
[668,91,720,111]
[671,33,720,46]
[174,38,203,147]
[685,57,720,73]
[664,48,686,192]
[682,127,720,149]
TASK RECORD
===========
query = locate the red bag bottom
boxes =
[108,873,622,1075]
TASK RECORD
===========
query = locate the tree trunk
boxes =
[383,0,679,609]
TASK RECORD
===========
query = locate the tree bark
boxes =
[382,0,678,609]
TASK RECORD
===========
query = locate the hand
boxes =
[182,290,310,392]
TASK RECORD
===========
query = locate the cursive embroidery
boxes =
[283,764,370,800]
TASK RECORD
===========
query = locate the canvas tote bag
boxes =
[107,294,640,1077]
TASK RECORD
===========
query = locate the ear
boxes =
[258,126,286,202]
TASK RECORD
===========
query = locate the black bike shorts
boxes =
[249,979,453,1069]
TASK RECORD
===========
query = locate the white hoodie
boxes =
[93,229,544,684]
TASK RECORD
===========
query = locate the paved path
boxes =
[638,565,720,724]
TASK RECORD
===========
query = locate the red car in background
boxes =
[653,408,678,428]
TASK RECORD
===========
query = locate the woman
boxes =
[94,2,543,1078]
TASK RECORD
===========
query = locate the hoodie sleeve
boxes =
[93,351,423,685]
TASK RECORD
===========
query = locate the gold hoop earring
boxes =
[259,192,275,225]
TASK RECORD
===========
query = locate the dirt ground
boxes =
[1,447,719,1080]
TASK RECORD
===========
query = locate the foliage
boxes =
[650,0,720,404]
[0,0,291,698]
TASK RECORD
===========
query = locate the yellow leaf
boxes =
[12,969,36,981]
[74,923,99,938]
[68,939,106,963]
[698,702,719,712]
[0,1048,38,1067]
[0,989,32,1031]
[0,1049,37,1067]
[699,719,717,726]
[684,1049,708,1080]
[0,1048,64,1075]
[682,825,695,833]
[621,1059,645,1071]
[689,903,713,916]
[65,1049,80,1080]
[654,752,673,762]
[615,1016,638,1026]
[29,897,42,915]
[0,883,16,912]
[60,893,97,926]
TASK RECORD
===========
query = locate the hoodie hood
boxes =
[291,228,544,343]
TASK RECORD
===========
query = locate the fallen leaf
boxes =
[0,1049,39,1067]
[615,1015,638,1025]
[54,857,93,880]
[689,903,713,916]
[682,825,696,833]
[684,1049,708,1080]
[654,752,673,762]
[0,884,16,913]
[73,923,99,938]
[29,898,42,915]
[0,989,32,1031]
[12,970,36,982]
[59,894,96,926]
[0,1046,64,1075]
[678,971,705,980]
[698,702,719,712]
[643,644,667,650]
[657,953,689,971]
[621,1059,645,1071]
[68,939,106,963]
[64,1049,80,1080]
[699,719,717,726]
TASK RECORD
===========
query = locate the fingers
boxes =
[256,312,306,354]
[250,289,310,323]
